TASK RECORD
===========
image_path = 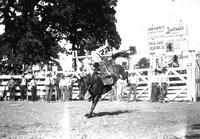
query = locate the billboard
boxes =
[147,23,188,54]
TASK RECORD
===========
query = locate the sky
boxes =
[116,0,200,55]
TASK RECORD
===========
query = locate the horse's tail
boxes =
[111,50,130,61]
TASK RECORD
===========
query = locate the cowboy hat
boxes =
[154,68,162,73]
[162,67,167,72]
[46,72,52,76]
[31,75,35,79]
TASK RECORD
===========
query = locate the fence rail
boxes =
[0,75,81,100]
[121,67,194,101]
[0,64,199,102]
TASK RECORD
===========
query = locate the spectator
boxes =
[49,72,55,101]
[0,79,3,98]
[44,72,52,102]
[20,74,28,100]
[150,69,161,102]
[127,73,138,102]
[0,80,3,101]
[169,55,179,68]
[1,85,7,101]
[7,76,16,101]
[109,85,117,101]
[116,74,127,101]
[159,67,169,103]
[54,74,60,101]
[59,74,67,102]
[29,75,37,101]
[66,74,72,101]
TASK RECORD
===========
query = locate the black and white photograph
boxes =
[1,0,200,138]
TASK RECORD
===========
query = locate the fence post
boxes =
[191,52,196,101]
[186,50,196,101]
[147,69,152,100]
[186,67,191,101]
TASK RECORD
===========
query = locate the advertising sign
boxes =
[147,25,165,40]
[165,23,187,37]
[148,39,165,53]
[147,23,188,54]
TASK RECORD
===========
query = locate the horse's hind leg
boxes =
[85,95,100,118]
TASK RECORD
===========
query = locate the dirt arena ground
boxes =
[1,100,200,139]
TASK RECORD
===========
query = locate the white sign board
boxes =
[147,23,188,54]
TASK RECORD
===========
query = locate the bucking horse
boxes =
[78,50,130,118]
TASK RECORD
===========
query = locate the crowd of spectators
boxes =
[0,54,180,102]
[0,71,73,102]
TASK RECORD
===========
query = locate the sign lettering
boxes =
[147,23,188,54]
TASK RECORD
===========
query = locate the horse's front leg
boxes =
[85,95,100,118]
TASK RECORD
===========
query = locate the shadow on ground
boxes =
[185,134,200,139]
[185,123,200,139]
[92,110,135,117]
[190,123,200,130]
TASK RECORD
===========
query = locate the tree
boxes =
[0,0,62,66]
[55,0,121,55]
[0,0,121,69]
[136,57,150,69]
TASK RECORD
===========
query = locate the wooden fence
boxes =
[0,64,199,102]
[0,75,81,100]
[122,66,197,102]
[102,65,199,102]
